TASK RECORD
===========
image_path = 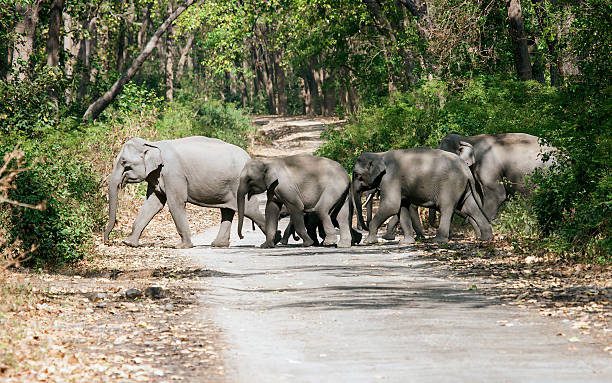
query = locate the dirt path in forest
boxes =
[2,116,609,382]
[184,116,611,382]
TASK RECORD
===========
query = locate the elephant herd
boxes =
[103,133,556,249]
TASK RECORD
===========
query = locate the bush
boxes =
[0,82,163,266]
[156,93,254,148]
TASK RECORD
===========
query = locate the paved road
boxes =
[185,222,611,383]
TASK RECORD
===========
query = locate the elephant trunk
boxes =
[352,179,367,230]
[103,163,124,244]
[236,173,248,239]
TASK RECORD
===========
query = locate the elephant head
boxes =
[236,159,278,239]
[103,138,162,244]
[438,133,475,167]
[351,153,386,229]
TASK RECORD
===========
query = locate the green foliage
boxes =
[156,89,254,148]
[0,66,65,138]
[0,134,105,266]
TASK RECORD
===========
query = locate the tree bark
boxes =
[176,33,195,80]
[507,0,533,80]
[83,0,197,122]
[274,51,287,115]
[46,0,63,67]
[77,15,98,101]
[137,3,152,50]
[8,1,41,82]
[164,2,175,101]
[62,12,80,103]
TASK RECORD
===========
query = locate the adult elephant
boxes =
[352,149,492,244]
[431,133,556,223]
[237,154,358,248]
[103,136,265,248]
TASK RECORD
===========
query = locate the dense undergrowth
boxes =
[0,81,253,267]
[318,77,610,262]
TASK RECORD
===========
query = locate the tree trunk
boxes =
[164,2,175,102]
[507,0,532,80]
[77,16,98,101]
[46,0,63,67]
[274,51,287,115]
[138,4,152,50]
[83,0,197,122]
[176,33,194,80]
[62,12,80,103]
[8,1,41,82]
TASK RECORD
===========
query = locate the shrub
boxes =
[156,93,254,148]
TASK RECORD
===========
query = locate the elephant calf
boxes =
[352,149,493,244]
[237,154,355,248]
[104,136,265,248]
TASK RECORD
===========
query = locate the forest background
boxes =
[0,0,609,266]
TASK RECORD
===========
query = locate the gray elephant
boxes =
[103,136,265,248]
[432,133,556,223]
[237,154,355,248]
[352,149,493,244]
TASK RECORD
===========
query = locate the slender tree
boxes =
[82,0,197,121]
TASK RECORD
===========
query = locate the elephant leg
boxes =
[211,208,234,247]
[318,210,338,247]
[410,205,426,238]
[366,192,400,245]
[291,212,314,247]
[261,200,282,248]
[124,189,166,247]
[382,215,398,240]
[305,215,321,246]
[398,205,416,245]
[280,220,294,245]
[434,206,453,243]
[167,196,193,249]
[460,195,493,241]
[466,216,481,238]
[428,208,438,228]
[335,197,352,248]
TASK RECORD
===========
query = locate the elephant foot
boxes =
[399,236,416,246]
[322,237,337,247]
[279,238,289,246]
[351,230,363,245]
[432,235,449,244]
[479,232,493,241]
[337,239,351,248]
[365,235,379,245]
[302,238,315,247]
[382,233,396,241]
[260,241,275,248]
[211,240,230,248]
[176,241,194,249]
[122,238,140,247]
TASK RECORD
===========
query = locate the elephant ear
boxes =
[457,141,475,167]
[263,163,279,189]
[143,144,162,176]
[368,156,386,181]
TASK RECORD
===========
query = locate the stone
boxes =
[125,288,143,299]
[144,286,164,299]
[86,292,107,302]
